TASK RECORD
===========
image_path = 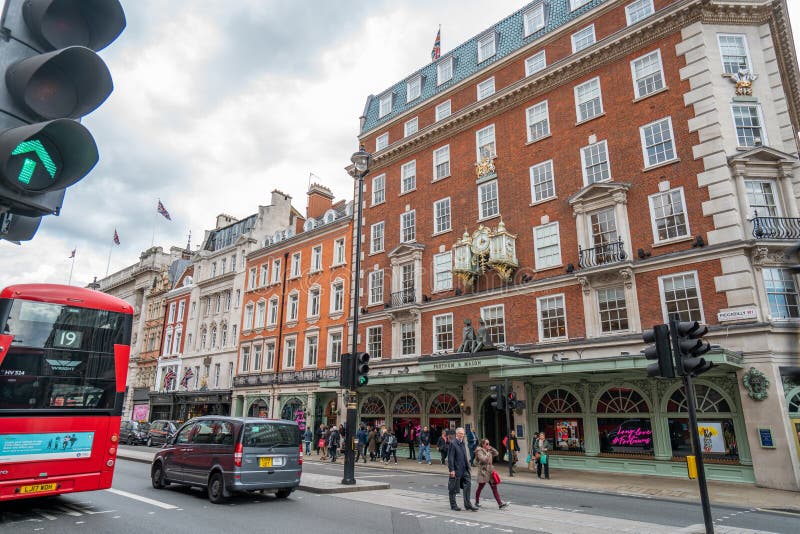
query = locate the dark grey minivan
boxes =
[151,416,302,503]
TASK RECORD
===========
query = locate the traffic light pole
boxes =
[671,316,714,534]
[683,372,714,534]
[342,164,367,486]
[504,378,513,477]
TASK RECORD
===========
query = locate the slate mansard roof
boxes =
[359,0,609,135]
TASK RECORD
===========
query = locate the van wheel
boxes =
[208,472,226,504]
[151,463,166,489]
[275,488,292,499]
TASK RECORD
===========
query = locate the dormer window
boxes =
[324,209,336,224]
[477,33,496,63]
[523,3,545,36]
[407,75,422,102]
[379,93,392,118]
[570,0,591,10]
[437,57,453,85]
[303,219,315,232]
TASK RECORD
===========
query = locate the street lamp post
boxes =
[343,146,371,485]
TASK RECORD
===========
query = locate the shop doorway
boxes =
[248,398,268,418]
[482,398,514,462]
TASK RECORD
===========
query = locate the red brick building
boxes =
[350,0,800,490]
[233,184,353,429]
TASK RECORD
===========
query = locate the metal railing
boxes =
[578,238,627,269]
[751,211,800,240]
[390,287,416,307]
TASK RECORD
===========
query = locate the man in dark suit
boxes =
[447,427,478,512]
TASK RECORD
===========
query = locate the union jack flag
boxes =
[180,367,194,388]
[163,369,176,390]
[113,229,120,245]
[157,199,172,221]
[431,27,441,60]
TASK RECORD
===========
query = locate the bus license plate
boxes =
[19,483,58,494]
[259,457,273,468]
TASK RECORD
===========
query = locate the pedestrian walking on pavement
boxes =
[367,426,378,461]
[319,426,329,460]
[355,424,368,463]
[383,430,398,464]
[437,430,449,465]
[531,432,551,479]
[303,427,313,455]
[328,427,340,462]
[315,423,325,456]
[503,429,521,476]
[406,422,416,460]
[417,425,432,464]
[474,438,509,509]
[467,426,478,466]
[447,427,478,512]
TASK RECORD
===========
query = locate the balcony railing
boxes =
[390,287,416,307]
[752,211,800,240]
[578,238,627,269]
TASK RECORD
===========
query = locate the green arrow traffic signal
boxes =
[12,139,57,185]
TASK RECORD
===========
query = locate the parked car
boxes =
[120,420,150,445]
[147,420,178,447]
[150,416,302,503]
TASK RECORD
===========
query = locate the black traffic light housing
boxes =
[354,352,370,388]
[0,0,125,238]
[489,383,506,411]
[674,320,713,377]
[643,324,675,378]
[339,352,354,389]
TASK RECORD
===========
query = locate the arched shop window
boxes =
[360,396,386,428]
[281,397,303,421]
[392,394,421,439]
[666,384,739,462]
[788,389,800,414]
[430,394,460,415]
[393,395,421,415]
[537,388,584,453]
[248,398,268,417]
[596,387,653,457]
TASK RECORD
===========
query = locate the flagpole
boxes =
[105,240,113,277]
[67,253,75,285]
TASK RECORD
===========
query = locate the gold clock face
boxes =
[472,229,490,253]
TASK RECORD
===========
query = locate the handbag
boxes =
[491,470,501,485]
[540,453,548,465]
[448,477,458,493]
[525,454,531,464]
[317,438,325,448]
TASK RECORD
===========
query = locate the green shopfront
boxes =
[332,349,754,483]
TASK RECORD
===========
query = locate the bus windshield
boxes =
[0,299,129,413]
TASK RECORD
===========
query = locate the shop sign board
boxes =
[757,427,775,448]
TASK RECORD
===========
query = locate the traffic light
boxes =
[354,352,370,388]
[507,390,517,409]
[643,324,675,378]
[0,0,126,235]
[339,352,353,389]
[0,210,41,242]
[674,320,713,377]
[489,383,505,411]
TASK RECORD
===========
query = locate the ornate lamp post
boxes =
[342,146,371,485]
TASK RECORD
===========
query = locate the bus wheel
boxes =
[151,463,166,489]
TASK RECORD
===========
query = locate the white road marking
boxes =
[31,509,57,521]
[55,505,82,517]
[105,488,178,510]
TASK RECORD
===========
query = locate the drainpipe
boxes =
[273,252,290,417]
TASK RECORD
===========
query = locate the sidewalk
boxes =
[304,451,800,514]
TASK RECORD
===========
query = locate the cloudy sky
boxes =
[1,0,800,288]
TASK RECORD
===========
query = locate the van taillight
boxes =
[298,443,303,466]
[234,442,243,467]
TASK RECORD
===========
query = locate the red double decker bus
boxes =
[0,284,133,500]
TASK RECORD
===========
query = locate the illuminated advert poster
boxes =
[0,432,94,462]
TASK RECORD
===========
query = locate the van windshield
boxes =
[243,422,300,448]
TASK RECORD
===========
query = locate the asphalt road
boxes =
[0,453,796,534]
